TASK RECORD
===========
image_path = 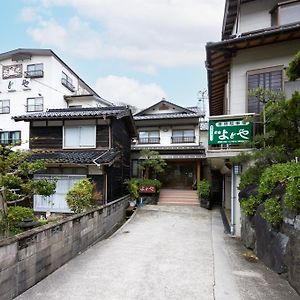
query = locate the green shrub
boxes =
[240,195,261,217]
[138,179,162,192]
[6,206,34,234]
[284,177,300,211]
[197,179,211,200]
[66,178,96,213]
[126,178,139,200]
[239,164,265,191]
[258,162,300,199]
[261,197,283,226]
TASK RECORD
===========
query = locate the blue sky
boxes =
[2,0,224,110]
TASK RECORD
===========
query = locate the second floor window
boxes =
[271,1,300,26]
[0,131,21,145]
[247,68,282,114]
[61,72,75,92]
[64,125,96,148]
[25,63,44,78]
[27,97,43,112]
[0,100,10,114]
[172,130,195,143]
[138,131,160,144]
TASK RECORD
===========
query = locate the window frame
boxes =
[0,100,10,114]
[26,97,44,112]
[171,129,195,144]
[63,125,96,149]
[246,66,283,114]
[25,63,44,78]
[138,130,160,144]
[61,72,75,92]
[270,0,300,26]
[0,131,21,145]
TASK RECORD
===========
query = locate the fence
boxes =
[0,195,129,300]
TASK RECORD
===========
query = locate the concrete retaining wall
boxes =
[0,195,129,300]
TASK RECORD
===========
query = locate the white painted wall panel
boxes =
[229,40,300,114]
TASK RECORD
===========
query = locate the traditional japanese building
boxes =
[0,48,112,148]
[206,0,300,235]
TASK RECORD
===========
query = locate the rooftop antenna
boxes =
[197,89,207,116]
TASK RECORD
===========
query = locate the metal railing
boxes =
[138,137,160,144]
[24,70,44,78]
[171,136,195,143]
[61,78,75,92]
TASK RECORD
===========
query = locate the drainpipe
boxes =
[230,167,235,235]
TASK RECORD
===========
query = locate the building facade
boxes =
[206,0,300,235]
[13,106,136,213]
[0,49,112,148]
[131,99,207,190]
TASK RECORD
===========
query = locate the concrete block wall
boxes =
[0,195,129,300]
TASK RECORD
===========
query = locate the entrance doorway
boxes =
[158,161,195,189]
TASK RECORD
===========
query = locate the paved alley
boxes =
[16,206,300,300]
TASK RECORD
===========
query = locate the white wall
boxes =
[0,54,98,148]
[234,0,278,35]
[229,39,300,114]
[137,124,201,146]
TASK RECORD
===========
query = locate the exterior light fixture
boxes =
[233,164,242,175]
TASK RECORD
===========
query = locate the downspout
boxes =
[227,71,231,115]
[230,167,235,235]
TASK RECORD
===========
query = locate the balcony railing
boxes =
[138,137,160,144]
[61,78,75,92]
[171,136,195,143]
[24,70,44,78]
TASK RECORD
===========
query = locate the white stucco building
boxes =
[206,0,300,236]
[0,49,113,148]
[131,99,207,190]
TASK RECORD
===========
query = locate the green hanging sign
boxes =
[208,119,252,145]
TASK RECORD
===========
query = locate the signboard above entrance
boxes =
[208,119,252,145]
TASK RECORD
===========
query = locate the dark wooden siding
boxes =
[30,125,62,149]
[106,118,131,201]
[96,125,109,148]
[88,175,104,205]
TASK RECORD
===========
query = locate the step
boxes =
[158,202,199,206]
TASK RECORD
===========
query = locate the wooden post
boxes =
[196,160,201,184]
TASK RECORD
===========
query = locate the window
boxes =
[27,97,43,112]
[138,131,160,144]
[247,68,282,113]
[64,125,96,148]
[0,100,10,114]
[271,1,300,26]
[25,63,44,78]
[0,131,21,145]
[172,130,195,143]
[61,72,75,92]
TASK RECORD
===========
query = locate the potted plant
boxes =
[197,179,211,209]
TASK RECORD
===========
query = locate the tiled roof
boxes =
[134,112,201,120]
[28,149,119,165]
[131,145,205,151]
[13,107,130,121]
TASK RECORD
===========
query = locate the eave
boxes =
[206,23,300,116]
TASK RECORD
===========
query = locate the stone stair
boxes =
[158,189,199,206]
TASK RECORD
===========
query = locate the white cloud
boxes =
[27,17,103,59]
[95,75,167,109]
[24,0,224,70]
[19,7,39,22]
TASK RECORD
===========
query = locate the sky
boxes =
[2,0,224,110]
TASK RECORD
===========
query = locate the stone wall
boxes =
[241,208,300,295]
[0,195,129,300]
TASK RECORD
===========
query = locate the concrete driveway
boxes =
[16,205,300,300]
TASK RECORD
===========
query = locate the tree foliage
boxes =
[139,150,167,179]
[286,50,300,81]
[66,178,99,213]
[0,146,56,220]
[239,52,300,226]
